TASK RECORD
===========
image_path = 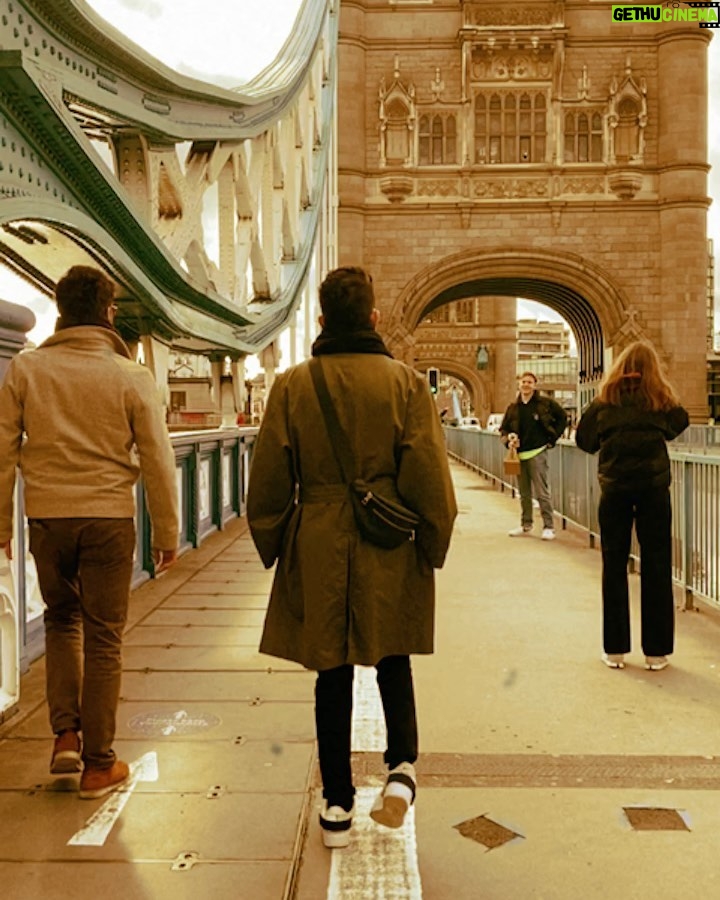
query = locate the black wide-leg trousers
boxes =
[598,486,675,658]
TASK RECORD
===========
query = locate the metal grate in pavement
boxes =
[454,814,523,849]
[623,807,690,831]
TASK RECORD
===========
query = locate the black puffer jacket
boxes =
[500,392,568,448]
[575,393,689,491]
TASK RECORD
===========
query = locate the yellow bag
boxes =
[503,445,521,477]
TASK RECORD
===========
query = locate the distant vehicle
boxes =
[485,413,504,433]
[459,416,482,431]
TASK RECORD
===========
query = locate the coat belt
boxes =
[300,477,398,504]
[300,484,349,503]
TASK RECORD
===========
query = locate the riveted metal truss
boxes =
[0,0,337,354]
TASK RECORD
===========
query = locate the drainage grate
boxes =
[623,807,689,831]
[454,814,523,849]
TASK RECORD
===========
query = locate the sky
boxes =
[2,0,719,347]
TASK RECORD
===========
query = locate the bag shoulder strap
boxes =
[308,357,355,484]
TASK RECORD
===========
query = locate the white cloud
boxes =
[113,0,162,16]
[87,0,304,84]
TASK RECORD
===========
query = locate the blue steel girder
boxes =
[0,0,337,355]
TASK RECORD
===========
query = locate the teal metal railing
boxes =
[444,427,720,612]
[0,427,257,722]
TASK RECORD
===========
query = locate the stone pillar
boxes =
[209,355,243,427]
[0,299,35,381]
[491,297,518,412]
[230,358,246,421]
[140,335,171,414]
[260,341,281,399]
[656,29,711,420]
[209,357,224,415]
[337,1,367,265]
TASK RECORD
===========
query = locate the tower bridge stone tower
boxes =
[337,0,711,421]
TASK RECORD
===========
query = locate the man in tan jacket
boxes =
[0,266,179,799]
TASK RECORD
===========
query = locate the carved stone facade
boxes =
[337,0,711,421]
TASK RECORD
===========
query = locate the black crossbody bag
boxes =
[308,358,420,550]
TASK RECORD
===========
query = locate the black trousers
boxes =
[315,655,418,812]
[598,486,675,657]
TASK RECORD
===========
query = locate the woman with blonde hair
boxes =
[576,341,689,671]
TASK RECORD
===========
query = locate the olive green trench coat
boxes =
[247,352,457,671]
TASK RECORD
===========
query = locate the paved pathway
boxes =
[2,460,720,899]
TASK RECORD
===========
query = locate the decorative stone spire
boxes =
[430,68,445,101]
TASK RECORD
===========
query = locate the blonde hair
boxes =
[597,341,679,411]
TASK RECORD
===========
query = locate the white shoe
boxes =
[541,528,555,541]
[370,762,416,829]
[602,653,625,669]
[508,525,532,537]
[319,801,354,848]
[645,656,669,671]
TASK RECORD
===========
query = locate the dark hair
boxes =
[319,267,375,333]
[519,371,538,383]
[55,266,116,325]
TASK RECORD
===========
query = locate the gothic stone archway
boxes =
[383,246,633,414]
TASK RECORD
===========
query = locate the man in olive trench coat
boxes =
[247,267,457,847]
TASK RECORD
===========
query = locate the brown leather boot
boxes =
[79,759,130,799]
[50,730,82,775]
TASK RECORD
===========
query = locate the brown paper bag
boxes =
[503,445,521,476]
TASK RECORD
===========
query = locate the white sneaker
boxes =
[645,656,669,671]
[602,653,625,669]
[319,801,354,848]
[508,525,532,537]
[370,762,416,829]
[541,528,555,541]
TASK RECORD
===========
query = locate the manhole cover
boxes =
[454,814,522,849]
[623,807,689,831]
[128,709,221,736]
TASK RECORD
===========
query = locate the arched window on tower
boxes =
[563,110,604,162]
[446,116,457,164]
[427,306,450,323]
[419,115,431,165]
[475,91,547,164]
[418,113,457,165]
[455,299,475,322]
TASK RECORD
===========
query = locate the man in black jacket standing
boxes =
[500,371,568,540]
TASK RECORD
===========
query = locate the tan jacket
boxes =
[247,352,457,670]
[0,326,178,549]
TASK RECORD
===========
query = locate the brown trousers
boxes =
[29,518,136,769]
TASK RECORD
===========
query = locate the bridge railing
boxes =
[444,427,720,613]
[0,426,257,723]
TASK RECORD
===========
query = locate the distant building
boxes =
[517,319,571,360]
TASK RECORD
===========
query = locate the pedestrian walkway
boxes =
[2,460,720,899]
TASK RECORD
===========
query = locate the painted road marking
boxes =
[326,666,423,899]
[67,751,159,847]
[327,787,422,897]
[351,665,385,752]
